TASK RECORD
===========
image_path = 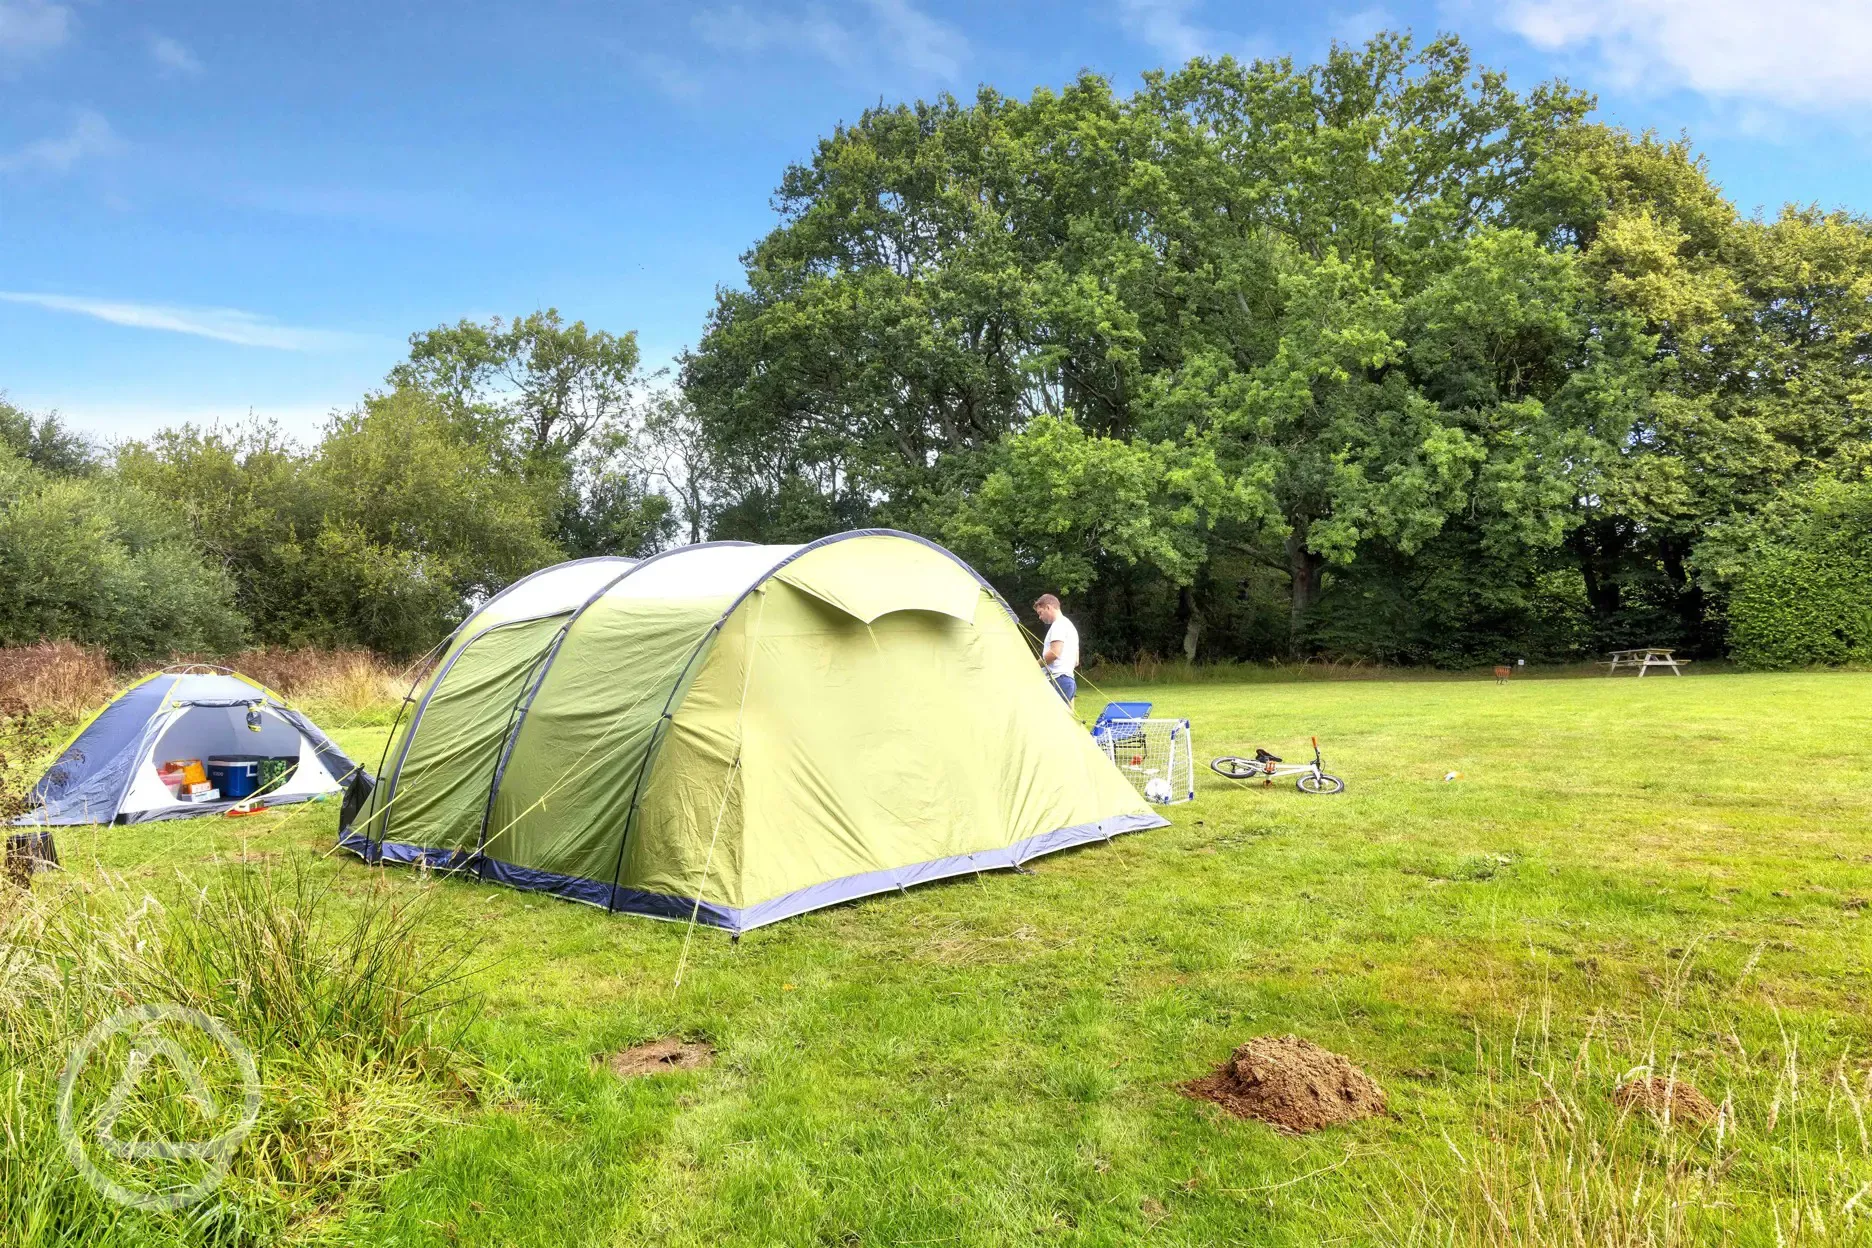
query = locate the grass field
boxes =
[15,671,1872,1245]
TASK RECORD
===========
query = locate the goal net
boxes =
[1092,716,1195,806]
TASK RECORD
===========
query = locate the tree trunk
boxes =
[1571,525,1621,625]
[1178,585,1203,663]
[1285,531,1324,656]
[1657,536,1706,653]
[685,482,704,544]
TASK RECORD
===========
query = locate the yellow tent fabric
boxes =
[342,531,1166,931]
[773,534,982,623]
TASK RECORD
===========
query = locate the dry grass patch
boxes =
[0,641,113,717]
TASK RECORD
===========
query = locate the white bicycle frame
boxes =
[1232,756,1328,785]
[1214,737,1337,790]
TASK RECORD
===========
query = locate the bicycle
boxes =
[1210,737,1345,794]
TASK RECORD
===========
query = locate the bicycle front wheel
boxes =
[1297,772,1345,795]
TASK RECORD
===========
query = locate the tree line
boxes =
[3,33,1869,668]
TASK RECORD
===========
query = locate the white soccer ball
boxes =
[1144,777,1173,804]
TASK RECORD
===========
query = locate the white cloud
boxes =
[0,292,365,351]
[693,0,967,78]
[1116,0,1208,64]
[148,33,202,76]
[866,0,967,79]
[632,51,702,100]
[1329,7,1393,47]
[0,0,70,66]
[1114,0,1270,67]
[0,109,119,175]
[695,4,858,67]
[1501,0,1872,113]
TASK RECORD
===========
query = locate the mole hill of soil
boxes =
[606,1038,715,1078]
[1613,1075,1718,1125]
[1183,1034,1386,1133]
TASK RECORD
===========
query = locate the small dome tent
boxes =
[340,531,1165,932]
[18,667,361,825]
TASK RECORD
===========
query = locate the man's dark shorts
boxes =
[1049,673,1076,705]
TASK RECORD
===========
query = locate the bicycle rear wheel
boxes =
[1210,756,1259,780]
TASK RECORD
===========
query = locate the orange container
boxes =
[163,759,208,786]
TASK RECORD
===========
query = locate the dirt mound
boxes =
[1613,1075,1717,1126]
[606,1038,715,1078]
[1183,1035,1386,1133]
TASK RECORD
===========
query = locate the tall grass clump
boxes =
[0,642,410,725]
[0,864,482,1246]
[1366,992,1872,1245]
[2,690,69,836]
[0,643,114,719]
[180,648,410,723]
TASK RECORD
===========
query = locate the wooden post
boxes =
[3,832,58,888]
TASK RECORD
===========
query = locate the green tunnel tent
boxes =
[339,530,1166,932]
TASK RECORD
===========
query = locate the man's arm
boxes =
[1040,640,1062,667]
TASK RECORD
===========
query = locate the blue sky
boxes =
[5,0,1872,442]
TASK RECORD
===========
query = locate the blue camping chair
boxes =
[1090,701,1152,747]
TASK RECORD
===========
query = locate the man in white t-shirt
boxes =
[1033,593,1079,705]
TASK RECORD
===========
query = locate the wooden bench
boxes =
[1605,647,1689,677]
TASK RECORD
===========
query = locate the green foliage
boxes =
[1711,479,1872,668]
[709,474,869,545]
[391,309,667,560]
[391,309,641,463]
[938,415,1204,593]
[113,421,314,643]
[114,390,562,657]
[681,34,1682,658]
[310,388,563,627]
[0,394,96,477]
[0,445,244,661]
[1541,132,1872,650]
[638,391,721,546]
[1726,549,1872,669]
[554,424,676,559]
[60,313,661,660]
[683,34,1872,663]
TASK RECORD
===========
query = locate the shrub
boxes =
[0,395,95,477]
[1726,548,1872,669]
[116,395,563,658]
[1708,479,1872,669]
[0,448,246,663]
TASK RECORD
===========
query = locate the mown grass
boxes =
[11,670,1872,1245]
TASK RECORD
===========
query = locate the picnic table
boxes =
[1605,647,1688,677]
